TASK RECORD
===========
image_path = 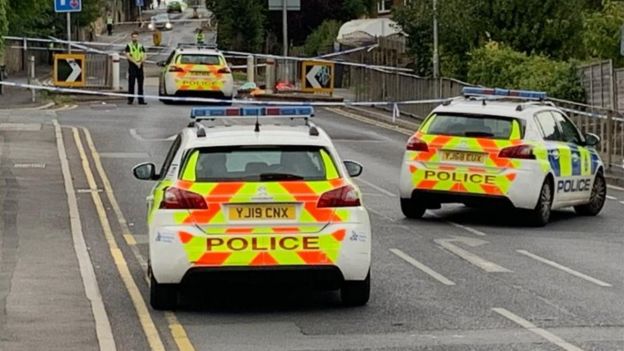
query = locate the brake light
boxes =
[160,187,208,209]
[406,136,429,151]
[218,67,231,74]
[317,185,361,208]
[169,65,184,72]
[498,144,535,159]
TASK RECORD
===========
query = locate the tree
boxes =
[581,0,624,66]
[209,0,266,52]
[0,0,8,53]
[304,20,341,56]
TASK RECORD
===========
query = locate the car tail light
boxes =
[498,144,535,159]
[406,136,429,151]
[160,187,208,209]
[218,67,231,74]
[317,185,361,208]
[168,65,184,72]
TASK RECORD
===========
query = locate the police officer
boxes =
[196,28,204,45]
[125,31,147,105]
[106,12,113,36]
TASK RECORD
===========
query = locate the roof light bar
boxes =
[190,106,314,119]
[462,87,547,101]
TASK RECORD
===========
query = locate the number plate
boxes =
[229,204,296,221]
[441,150,486,163]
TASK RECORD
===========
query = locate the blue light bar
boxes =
[190,106,315,119]
[462,87,547,100]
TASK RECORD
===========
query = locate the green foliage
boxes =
[467,41,585,101]
[342,0,369,19]
[0,0,8,52]
[210,0,265,52]
[304,20,341,56]
[7,0,51,36]
[581,0,624,66]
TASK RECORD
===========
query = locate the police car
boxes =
[399,87,607,226]
[133,106,372,309]
[157,44,234,103]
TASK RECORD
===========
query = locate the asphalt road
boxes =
[1,99,622,351]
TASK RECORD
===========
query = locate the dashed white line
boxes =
[390,249,455,286]
[492,308,584,351]
[436,238,511,273]
[607,184,624,192]
[448,221,487,236]
[517,250,612,287]
[606,195,617,200]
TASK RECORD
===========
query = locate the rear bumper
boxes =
[149,221,371,284]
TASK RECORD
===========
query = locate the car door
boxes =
[147,134,182,217]
[534,111,571,203]
[161,51,176,93]
[550,111,593,202]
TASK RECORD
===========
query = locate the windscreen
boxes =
[426,113,519,139]
[178,55,222,65]
[184,146,333,182]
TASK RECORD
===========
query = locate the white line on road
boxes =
[73,128,166,351]
[517,250,612,287]
[492,308,584,351]
[607,184,624,192]
[620,201,624,206]
[390,249,455,285]
[53,120,116,351]
[606,195,617,200]
[435,238,511,273]
[356,178,398,197]
[448,221,487,236]
[130,128,177,142]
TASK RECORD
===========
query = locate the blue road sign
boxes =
[55,0,82,13]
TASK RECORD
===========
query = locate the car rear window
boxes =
[181,146,338,182]
[177,55,223,65]
[425,113,520,139]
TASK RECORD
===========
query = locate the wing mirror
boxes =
[133,162,158,180]
[156,61,166,67]
[584,133,600,147]
[344,160,363,178]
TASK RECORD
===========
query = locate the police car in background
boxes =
[157,44,234,103]
[133,106,372,309]
[399,87,607,226]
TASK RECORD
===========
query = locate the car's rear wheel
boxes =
[400,198,426,219]
[159,81,173,105]
[528,179,553,227]
[340,271,370,307]
[574,172,606,216]
[150,273,178,310]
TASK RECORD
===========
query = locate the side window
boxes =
[535,112,561,141]
[159,135,182,179]
[551,112,583,145]
[165,51,176,65]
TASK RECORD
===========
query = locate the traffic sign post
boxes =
[54,0,82,53]
[53,53,85,87]
[301,61,334,95]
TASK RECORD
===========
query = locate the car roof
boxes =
[180,124,335,149]
[431,98,560,120]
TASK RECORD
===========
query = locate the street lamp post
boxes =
[432,0,439,80]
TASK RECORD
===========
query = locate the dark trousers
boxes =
[128,64,145,103]
[107,24,113,35]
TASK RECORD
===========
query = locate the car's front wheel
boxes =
[340,271,370,307]
[528,179,553,227]
[574,172,607,216]
[400,198,426,219]
[150,273,178,310]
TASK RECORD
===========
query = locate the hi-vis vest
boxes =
[128,42,145,62]
[196,32,204,43]
[107,16,113,25]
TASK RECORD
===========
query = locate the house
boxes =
[376,0,411,17]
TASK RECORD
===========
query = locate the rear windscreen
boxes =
[177,55,222,65]
[182,146,336,182]
[426,113,519,139]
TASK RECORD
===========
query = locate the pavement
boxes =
[0,95,622,350]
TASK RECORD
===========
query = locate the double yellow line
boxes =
[71,126,195,351]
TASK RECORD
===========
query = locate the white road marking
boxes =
[390,249,455,286]
[620,201,624,205]
[356,178,397,197]
[607,184,624,192]
[492,308,584,351]
[448,221,487,236]
[129,128,177,142]
[517,250,612,287]
[53,120,116,351]
[435,238,511,273]
[325,107,413,136]
[606,195,617,200]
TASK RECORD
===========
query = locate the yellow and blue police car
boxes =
[399,87,607,226]
[133,106,371,309]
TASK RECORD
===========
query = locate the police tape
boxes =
[0,80,449,107]
[558,106,624,122]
